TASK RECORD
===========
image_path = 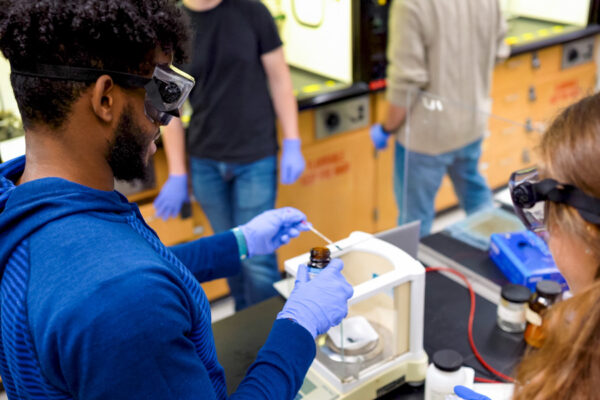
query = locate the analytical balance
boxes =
[283,232,428,399]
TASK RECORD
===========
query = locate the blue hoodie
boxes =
[0,156,315,399]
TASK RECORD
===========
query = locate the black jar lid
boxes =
[432,349,463,372]
[501,283,531,303]
[535,280,562,297]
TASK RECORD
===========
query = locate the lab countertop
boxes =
[508,18,600,56]
[291,18,600,110]
[290,67,369,111]
[213,239,525,398]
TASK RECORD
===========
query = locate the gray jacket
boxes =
[387,0,509,155]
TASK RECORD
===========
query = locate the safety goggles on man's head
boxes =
[11,63,195,126]
[509,166,600,232]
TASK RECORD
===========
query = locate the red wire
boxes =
[475,377,504,383]
[425,266,515,383]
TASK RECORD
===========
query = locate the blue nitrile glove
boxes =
[370,124,390,150]
[153,174,189,220]
[454,386,491,400]
[277,259,354,339]
[280,138,305,185]
[239,207,309,257]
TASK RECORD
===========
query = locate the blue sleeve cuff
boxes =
[231,227,248,261]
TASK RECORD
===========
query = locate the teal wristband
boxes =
[232,227,248,260]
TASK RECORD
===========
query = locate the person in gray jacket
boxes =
[371,0,509,236]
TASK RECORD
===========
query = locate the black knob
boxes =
[358,105,365,120]
[326,112,340,130]
[568,48,579,63]
[158,81,181,103]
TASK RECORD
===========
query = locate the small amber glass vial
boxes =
[308,247,331,279]
[524,280,562,348]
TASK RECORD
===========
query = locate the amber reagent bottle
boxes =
[524,280,562,348]
[308,247,331,279]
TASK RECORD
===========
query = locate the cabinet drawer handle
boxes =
[532,52,541,69]
[529,86,537,102]
[525,118,533,133]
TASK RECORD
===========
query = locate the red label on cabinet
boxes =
[550,80,581,105]
[299,151,350,186]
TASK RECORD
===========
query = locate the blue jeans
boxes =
[190,155,279,311]
[394,139,493,237]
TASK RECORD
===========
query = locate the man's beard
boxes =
[107,104,152,182]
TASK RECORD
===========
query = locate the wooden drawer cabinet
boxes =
[492,53,532,95]
[531,46,562,82]
[492,46,563,95]
[276,126,377,263]
[530,63,597,122]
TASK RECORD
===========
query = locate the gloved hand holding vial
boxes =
[277,258,354,339]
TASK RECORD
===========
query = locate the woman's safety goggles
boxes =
[509,167,600,232]
[11,63,195,126]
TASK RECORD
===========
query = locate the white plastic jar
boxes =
[497,283,531,333]
[424,349,474,400]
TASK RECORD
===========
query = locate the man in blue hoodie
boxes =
[0,1,353,399]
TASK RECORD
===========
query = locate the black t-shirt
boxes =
[182,0,282,163]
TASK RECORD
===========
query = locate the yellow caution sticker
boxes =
[302,84,322,93]
[522,33,535,41]
[505,36,520,45]
[538,29,549,37]
[325,80,337,87]
[552,25,564,33]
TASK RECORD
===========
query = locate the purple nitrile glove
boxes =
[153,174,189,220]
[454,386,491,400]
[277,259,354,339]
[239,207,309,257]
[370,124,390,150]
[280,138,305,185]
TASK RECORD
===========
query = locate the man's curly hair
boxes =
[0,0,189,129]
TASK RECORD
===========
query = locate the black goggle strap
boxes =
[534,179,600,225]
[11,64,151,88]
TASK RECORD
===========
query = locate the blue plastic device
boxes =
[489,230,568,292]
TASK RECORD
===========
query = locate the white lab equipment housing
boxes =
[284,232,428,399]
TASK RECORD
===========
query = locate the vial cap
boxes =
[432,349,463,372]
[501,284,531,303]
[535,280,562,297]
[310,247,331,261]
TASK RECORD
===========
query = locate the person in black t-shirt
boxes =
[154,0,305,311]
